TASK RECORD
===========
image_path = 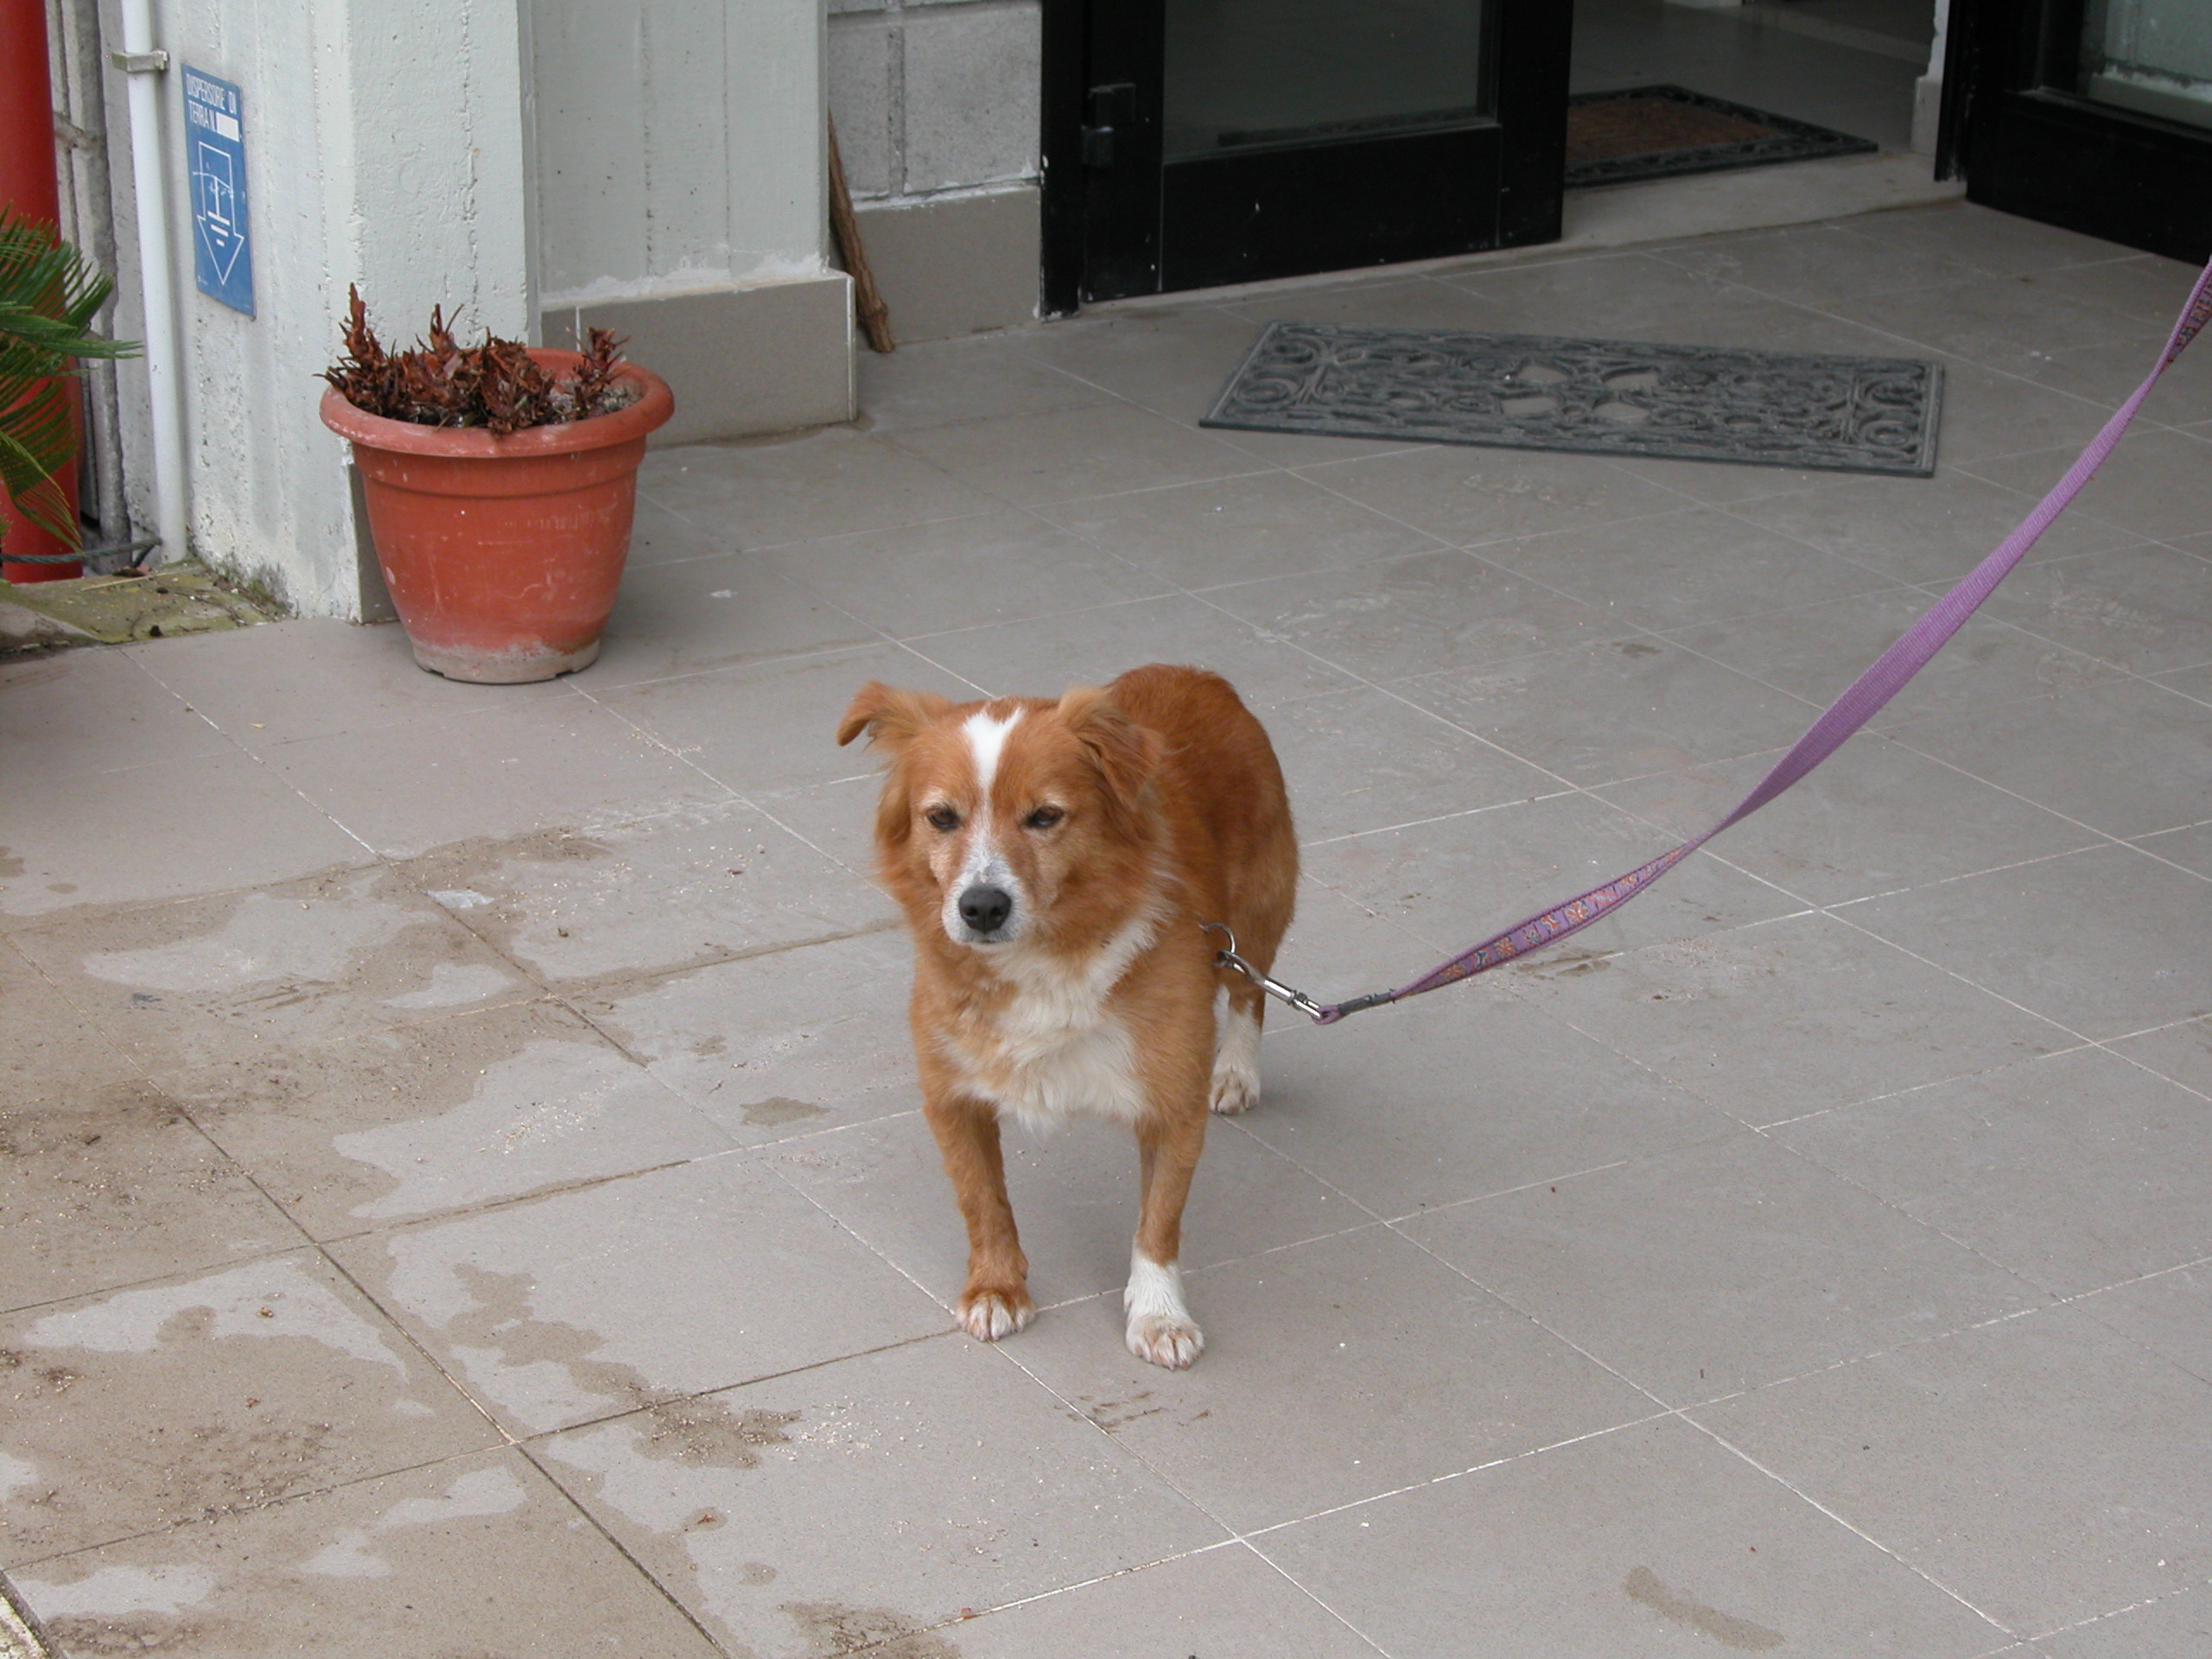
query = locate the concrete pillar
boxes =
[1914,0,1953,156]
[99,0,537,619]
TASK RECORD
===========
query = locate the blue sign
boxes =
[183,67,253,316]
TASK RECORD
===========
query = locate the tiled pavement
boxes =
[3,200,2209,1657]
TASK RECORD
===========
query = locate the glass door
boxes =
[1163,0,1488,158]
[1042,0,1572,308]
[1948,0,2212,262]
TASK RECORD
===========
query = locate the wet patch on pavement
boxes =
[0,1252,492,1563]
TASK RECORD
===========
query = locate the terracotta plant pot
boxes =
[320,351,675,683]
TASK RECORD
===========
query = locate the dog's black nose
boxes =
[958,885,1014,935]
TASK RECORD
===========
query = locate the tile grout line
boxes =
[1838,734,2210,888]
[315,1247,521,1452]
[1027,457,2130,988]
[61,650,832,1265]
[2099,1041,2212,1107]
[511,1438,744,1658]
[1745,1040,2112,1132]
[0,1440,522,1576]
[1365,1212,1681,1413]
[2050,1252,2212,1391]
[1293,785,1590,850]
[1891,556,2212,702]
[1231,1413,1679,1545]
[1554,740,2191,1058]
[1732,1128,2086,1312]
[952,1319,1440,1656]
[1680,1415,2020,1638]
[1467,887,2193,1294]
[1705,272,2194,433]
[1221,1538,1402,1657]
[107,638,450,868]
[2002,1575,2212,1651]
[867,1535,1398,1659]
[1819,902,2107,1044]
[0,1151,715,1322]
[1578,535,2212,877]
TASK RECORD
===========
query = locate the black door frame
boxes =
[1040,0,1572,314]
[1942,0,2212,263]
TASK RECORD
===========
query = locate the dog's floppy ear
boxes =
[837,681,953,750]
[1057,684,1160,829]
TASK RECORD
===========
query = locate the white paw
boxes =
[1122,1252,1202,1369]
[957,1291,1033,1342]
[1210,1005,1262,1116]
[1125,1311,1205,1370]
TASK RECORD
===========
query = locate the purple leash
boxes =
[1218,254,2212,1027]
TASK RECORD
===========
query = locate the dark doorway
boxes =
[1945,0,2212,263]
[1041,0,1574,310]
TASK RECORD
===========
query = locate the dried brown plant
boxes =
[322,287,635,435]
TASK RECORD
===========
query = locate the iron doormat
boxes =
[1201,323,1943,476]
[1565,86,1878,188]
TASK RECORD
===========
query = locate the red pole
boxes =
[1,0,83,582]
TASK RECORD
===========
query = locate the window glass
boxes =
[2080,0,2212,130]
[1163,0,1489,161]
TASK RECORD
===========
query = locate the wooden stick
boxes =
[828,116,894,354]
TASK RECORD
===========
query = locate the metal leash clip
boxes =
[1202,922,1327,1022]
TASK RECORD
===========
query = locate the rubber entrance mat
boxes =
[1201,324,1942,476]
[1566,85,1877,188]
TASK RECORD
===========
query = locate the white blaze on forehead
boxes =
[944,704,1028,944]
[963,706,1024,797]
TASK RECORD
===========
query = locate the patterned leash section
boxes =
[1296,253,2212,1025]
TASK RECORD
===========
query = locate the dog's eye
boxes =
[1024,805,1065,830]
[924,805,960,832]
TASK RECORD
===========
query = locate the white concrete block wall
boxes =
[904,3,1040,192]
[531,0,830,307]
[827,14,896,197]
[826,0,1040,206]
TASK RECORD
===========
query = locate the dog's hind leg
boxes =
[1211,837,1295,1116]
[1210,980,1264,1116]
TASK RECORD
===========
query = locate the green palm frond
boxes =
[0,208,141,550]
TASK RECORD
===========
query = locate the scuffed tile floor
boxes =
[4,200,2209,1657]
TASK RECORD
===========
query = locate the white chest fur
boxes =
[939,911,1158,1130]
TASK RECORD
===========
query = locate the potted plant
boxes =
[319,289,674,682]
[1,209,139,581]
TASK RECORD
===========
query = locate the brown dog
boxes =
[836,664,1297,1368]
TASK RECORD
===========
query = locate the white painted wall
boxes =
[531,0,830,308]
[99,0,534,617]
[827,0,1040,207]
[92,0,832,618]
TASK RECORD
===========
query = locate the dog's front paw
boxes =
[956,1287,1033,1342]
[1122,1253,1201,1368]
[1125,1312,1205,1370]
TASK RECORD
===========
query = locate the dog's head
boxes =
[837,681,1161,950]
